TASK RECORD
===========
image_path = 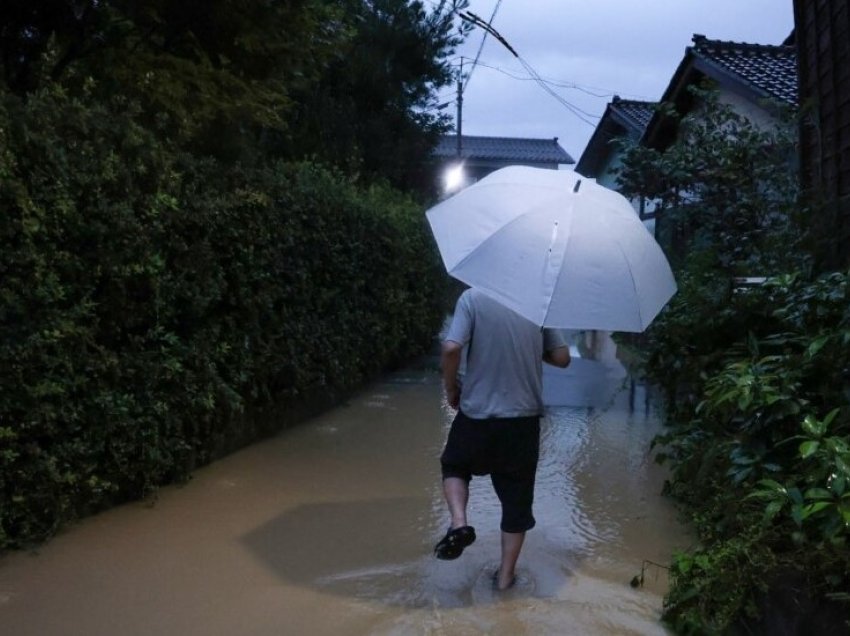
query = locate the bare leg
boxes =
[442,477,469,529]
[497,531,525,590]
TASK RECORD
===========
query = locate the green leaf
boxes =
[799,440,820,459]
[823,408,840,428]
[757,478,787,493]
[801,501,831,520]
[747,489,780,501]
[715,389,740,405]
[828,438,850,455]
[802,414,826,438]
[804,488,833,501]
[763,500,784,522]
[731,454,756,466]
[787,487,804,505]
[806,336,829,358]
[729,467,752,483]
[836,455,850,477]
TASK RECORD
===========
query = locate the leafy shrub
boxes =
[664,526,776,635]
[617,86,850,632]
[645,270,850,632]
[0,84,445,549]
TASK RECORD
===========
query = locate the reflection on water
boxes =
[0,335,689,636]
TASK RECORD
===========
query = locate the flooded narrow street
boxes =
[0,335,689,635]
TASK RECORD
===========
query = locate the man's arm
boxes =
[543,345,571,368]
[441,340,463,409]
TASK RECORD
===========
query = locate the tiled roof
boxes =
[434,135,574,164]
[574,97,658,177]
[609,97,657,134]
[691,34,798,106]
[642,34,799,149]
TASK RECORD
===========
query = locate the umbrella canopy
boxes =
[426,166,677,332]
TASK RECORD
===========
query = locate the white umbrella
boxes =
[426,165,676,332]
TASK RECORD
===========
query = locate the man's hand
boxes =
[544,345,571,368]
[445,383,461,409]
[441,340,463,410]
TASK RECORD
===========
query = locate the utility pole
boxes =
[456,58,463,159]
[454,12,518,161]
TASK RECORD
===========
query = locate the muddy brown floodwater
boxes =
[0,334,690,636]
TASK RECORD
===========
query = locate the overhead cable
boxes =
[462,0,504,94]
[459,11,596,127]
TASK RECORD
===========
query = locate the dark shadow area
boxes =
[241,496,450,607]
[240,494,582,609]
[242,497,428,583]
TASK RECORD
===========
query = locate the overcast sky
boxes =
[439,0,795,163]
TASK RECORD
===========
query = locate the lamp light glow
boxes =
[443,163,465,193]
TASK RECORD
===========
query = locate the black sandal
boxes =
[433,525,476,560]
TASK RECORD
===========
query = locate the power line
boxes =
[459,57,654,103]
[470,61,613,98]
[424,1,654,106]
[516,55,598,126]
[457,10,597,128]
[532,73,656,102]
[462,0,503,94]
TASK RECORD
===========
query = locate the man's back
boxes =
[445,289,558,419]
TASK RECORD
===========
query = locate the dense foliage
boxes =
[644,272,850,633]
[0,0,467,191]
[286,0,468,192]
[0,0,343,145]
[0,83,446,549]
[617,87,800,274]
[617,88,850,633]
[0,1,466,549]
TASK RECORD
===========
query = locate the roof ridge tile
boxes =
[691,33,794,53]
[688,33,798,106]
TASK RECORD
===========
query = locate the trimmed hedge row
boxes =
[0,85,446,549]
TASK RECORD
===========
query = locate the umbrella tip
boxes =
[573,180,582,193]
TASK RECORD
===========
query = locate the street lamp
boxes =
[443,162,465,194]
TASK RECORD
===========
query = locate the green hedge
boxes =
[0,85,445,549]
[642,266,850,632]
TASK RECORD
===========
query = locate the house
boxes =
[574,33,798,353]
[433,134,574,191]
[793,0,850,269]
[642,34,797,152]
[575,96,657,188]
[574,96,657,226]
[578,34,798,241]
[578,34,798,180]
[640,34,798,247]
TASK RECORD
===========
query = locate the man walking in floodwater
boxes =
[434,288,571,590]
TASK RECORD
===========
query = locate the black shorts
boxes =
[440,411,540,533]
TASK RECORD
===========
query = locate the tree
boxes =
[284,0,470,193]
[0,0,347,153]
[616,86,801,274]
[1,1,470,188]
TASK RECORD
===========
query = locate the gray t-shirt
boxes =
[445,289,567,419]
